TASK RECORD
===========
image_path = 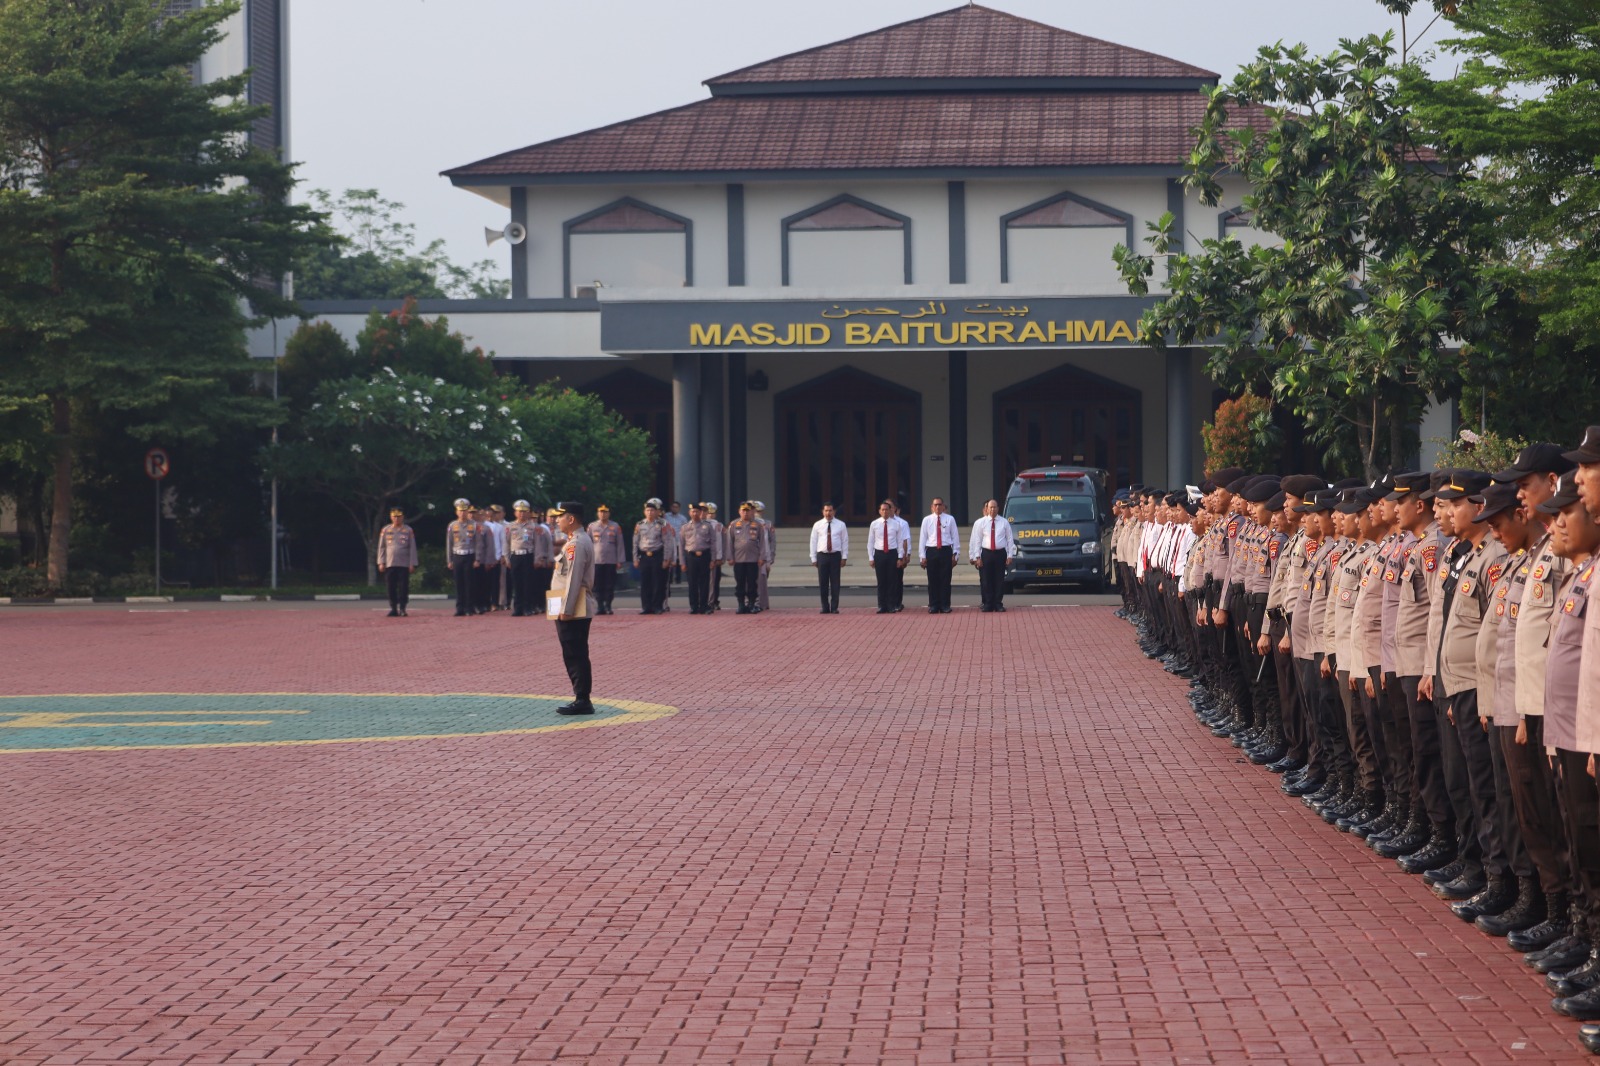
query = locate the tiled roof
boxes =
[707,5,1216,88]
[445,92,1269,180]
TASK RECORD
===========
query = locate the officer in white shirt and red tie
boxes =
[969,499,1017,612]
[809,502,849,614]
[920,497,960,614]
[867,500,907,614]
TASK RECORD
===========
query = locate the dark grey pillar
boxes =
[726,184,745,287]
[700,353,725,509]
[949,351,968,518]
[728,354,747,505]
[672,354,700,507]
[1166,348,1194,485]
[947,181,966,284]
[510,187,528,299]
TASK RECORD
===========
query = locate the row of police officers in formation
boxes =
[1111,428,1600,1053]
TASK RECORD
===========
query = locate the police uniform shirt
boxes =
[1265,528,1302,619]
[757,517,776,565]
[1351,541,1387,676]
[508,518,538,555]
[551,529,595,618]
[919,513,960,560]
[1306,537,1344,657]
[1332,539,1372,670]
[634,517,671,564]
[1288,531,1325,661]
[1514,533,1570,719]
[1394,526,1440,678]
[587,519,624,565]
[1379,531,1416,676]
[680,518,719,560]
[1438,537,1507,699]
[726,518,765,564]
[1575,560,1600,753]
[1483,546,1526,726]
[1542,565,1594,753]
[447,518,479,556]
[1425,535,1466,683]
[810,517,849,561]
[377,523,418,568]
[867,516,906,560]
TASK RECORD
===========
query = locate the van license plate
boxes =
[1036,568,1062,577]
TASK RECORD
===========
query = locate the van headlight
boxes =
[1079,540,1100,555]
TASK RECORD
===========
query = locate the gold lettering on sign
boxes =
[685,314,1138,348]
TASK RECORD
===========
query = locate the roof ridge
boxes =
[441,96,709,177]
[705,3,973,86]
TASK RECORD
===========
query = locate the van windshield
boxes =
[1005,497,1097,524]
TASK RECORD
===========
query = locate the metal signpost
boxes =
[144,448,170,594]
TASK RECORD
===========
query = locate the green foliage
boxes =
[1115,32,1505,479]
[0,0,330,585]
[354,301,498,389]
[502,385,654,516]
[1429,428,1527,473]
[293,188,510,301]
[1201,394,1284,473]
[264,369,537,582]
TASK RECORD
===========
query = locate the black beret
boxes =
[1208,467,1248,489]
[1198,479,1217,494]
[1225,476,1253,495]
[1241,477,1282,504]
[1280,474,1327,498]
[1267,490,1287,513]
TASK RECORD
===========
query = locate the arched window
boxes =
[782,194,912,287]
[1217,205,1280,249]
[563,197,692,296]
[1000,191,1133,288]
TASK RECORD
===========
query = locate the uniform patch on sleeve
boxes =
[1495,602,1505,617]
[1269,538,1281,560]
[1487,563,1505,587]
[1533,584,1545,601]
[1532,563,1547,580]
[1227,517,1240,538]
[1422,544,1439,573]
[1328,550,1344,567]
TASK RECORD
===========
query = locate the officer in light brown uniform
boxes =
[506,501,540,617]
[634,499,674,615]
[679,503,720,615]
[586,505,625,615]
[726,501,767,614]
[446,498,483,617]
[376,507,418,617]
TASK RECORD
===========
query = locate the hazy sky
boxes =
[287,0,1449,274]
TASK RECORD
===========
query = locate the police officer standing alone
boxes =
[811,502,848,614]
[548,501,596,715]
[376,507,418,617]
[507,501,539,617]
[920,497,959,614]
[587,504,625,615]
[970,499,1017,612]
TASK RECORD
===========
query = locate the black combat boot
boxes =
[1432,864,1488,902]
[1477,878,1546,936]
[1373,813,1430,858]
[1548,947,1600,997]
[1421,857,1469,887]
[1452,876,1516,922]
[1510,894,1572,954]
[1396,830,1454,873]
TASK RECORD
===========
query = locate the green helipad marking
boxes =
[0,693,678,753]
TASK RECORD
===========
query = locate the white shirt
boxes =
[867,517,910,560]
[968,515,1017,561]
[918,513,959,559]
[809,518,848,562]
[490,520,507,556]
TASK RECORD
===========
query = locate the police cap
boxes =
[1561,426,1600,466]
[1435,470,1494,500]
[1470,482,1520,523]
[1492,442,1574,482]
[1537,470,1584,514]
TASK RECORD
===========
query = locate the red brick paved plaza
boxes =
[1,597,1590,1064]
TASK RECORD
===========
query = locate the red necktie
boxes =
[826,524,832,553]
[883,521,889,552]
[936,518,942,549]
[990,519,996,551]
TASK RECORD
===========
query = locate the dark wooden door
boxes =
[777,370,920,526]
[994,367,1140,499]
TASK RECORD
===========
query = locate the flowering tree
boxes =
[263,369,540,583]
[1201,394,1284,474]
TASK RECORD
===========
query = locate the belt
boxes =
[642,550,657,557]
[452,550,473,555]
[1248,592,1269,605]
[513,550,531,555]
[693,550,705,557]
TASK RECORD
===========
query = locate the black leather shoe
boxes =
[1453,877,1515,922]
[1338,798,1385,835]
[1396,835,1454,874]
[1477,878,1545,936]
[1372,823,1429,857]
[1423,857,1469,887]
[1580,1023,1600,1053]
[556,701,595,715]
[1283,774,1324,798]
[1549,951,1600,996]
[1433,867,1489,902]
[1533,937,1591,974]
[386,608,399,617]
[1266,755,1304,775]
[1555,984,1600,1020]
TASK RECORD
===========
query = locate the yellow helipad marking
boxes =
[0,693,680,753]
[0,710,310,728]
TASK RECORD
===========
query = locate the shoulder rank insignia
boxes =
[1422,544,1439,573]
[1581,565,1594,583]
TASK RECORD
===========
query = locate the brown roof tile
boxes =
[707,5,1215,87]
[445,92,1268,180]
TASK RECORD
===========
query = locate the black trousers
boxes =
[816,552,842,610]
[892,553,905,609]
[534,565,554,612]
[925,547,954,610]
[473,561,494,613]
[685,550,711,612]
[1556,748,1600,937]
[509,554,535,615]
[555,618,592,702]
[1380,672,1416,813]
[873,554,899,610]
[978,548,1007,608]
[1400,675,1452,830]
[1488,723,1534,880]
[733,562,759,607]
[1504,717,1570,895]
[594,564,616,611]
[385,566,410,609]
[637,552,665,612]
[1271,618,1304,761]
[451,553,475,614]
[1437,688,1476,858]
[711,564,723,607]
[1450,689,1504,876]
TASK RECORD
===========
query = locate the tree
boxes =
[263,369,538,584]
[1200,394,1284,474]
[504,385,655,517]
[1114,32,1504,478]
[0,0,328,587]
[1398,0,1600,444]
[293,188,511,301]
